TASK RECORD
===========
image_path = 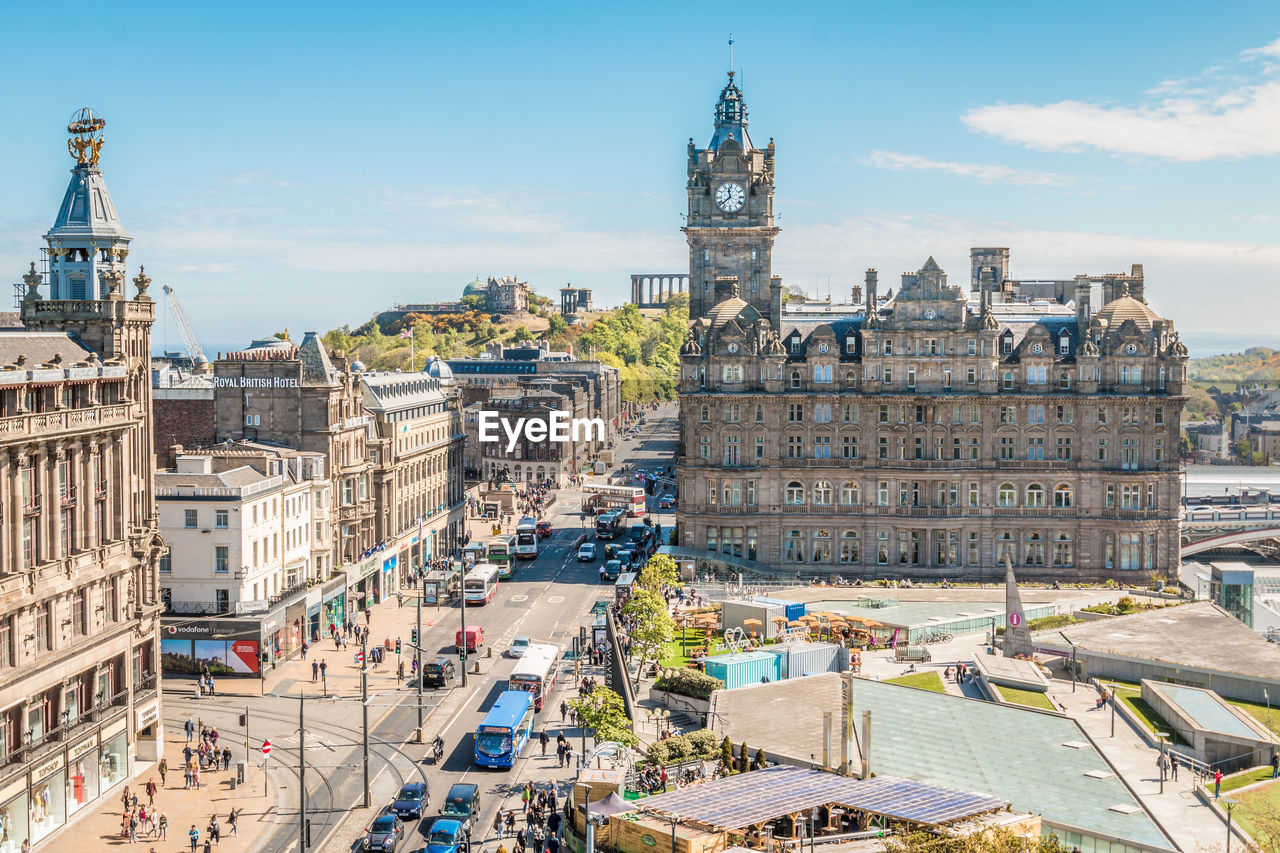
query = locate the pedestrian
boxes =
[228,808,239,837]
[548,787,557,812]
[1214,768,1223,798]
[311,661,319,682]
[559,701,567,723]
[522,783,531,812]
[121,785,132,811]
[158,811,168,840]
[222,746,231,771]
[1156,753,1167,781]
[1169,752,1179,780]
[193,763,201,790]
[398,659,405,683]
[505,810,516,836]
[1272,752,1279,780]
[189,825,200,853]
[185,718,194,743]
[158,757,168,787]
[540,731,549,756]
[320,659,327,681]
[129,810,138,843]
[145,777,157,807]
[564,744,573,769]
[495,811,504,838]
[302,641,309,660]
[210,815,221,845]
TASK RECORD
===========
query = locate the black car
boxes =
[363,813,405,851]
[392,781,428,819]
[422,658,455,688]
[440,782,481,834]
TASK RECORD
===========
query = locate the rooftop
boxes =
[1036,601,1280,681]
[638,765,1008,830]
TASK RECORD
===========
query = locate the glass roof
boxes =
[1156,684,1261,739]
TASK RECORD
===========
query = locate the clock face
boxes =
[924,309,936,320]
[818,343,829,354]
[1126,344,1137,355]
[727,343,738,354]
[715,182,746,213]
[1032,343,1043,355]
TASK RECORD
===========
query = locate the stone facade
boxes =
[677,253,1189,581]
[461,385,599,487]
[0,115,165,848]
[360,371,467,574]
[211,335,375,566]
[152,388,214,468]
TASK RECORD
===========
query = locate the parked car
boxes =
[363,813,405,851]
[577,542,597,562]
[421,658,455,688]
[509,636,531,658]
[659,494,676,509]
[392,782,428,820]
[535,520,553,537]
[440,783,481,835]
[424,819,467,853]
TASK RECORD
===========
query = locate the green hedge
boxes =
[654,669,723,700]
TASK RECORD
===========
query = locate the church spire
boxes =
[710,64,752,151]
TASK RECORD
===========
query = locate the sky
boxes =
[2,1,1280,355]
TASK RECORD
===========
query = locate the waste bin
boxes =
[236,762,247,784]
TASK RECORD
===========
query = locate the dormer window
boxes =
[1001,332,1013,355]
[1058,331,1071,355]
[789,337,800,354]
[846,337,856,354]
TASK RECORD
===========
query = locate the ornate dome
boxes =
[350,360,366,372]
[425,355,453,380]
[1093,295,1162,332]
[707,295,762,332]
[462,278,487,297]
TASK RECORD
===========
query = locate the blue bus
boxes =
[474,690,535,769]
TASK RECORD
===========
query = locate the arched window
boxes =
[995,530,1016,565]
[1053,532,1073,566]
[845,370,858,387]
[1002,371,1014,390]
[785,482,805,506]
[812,529,832,562]
[790,370,802,389]
[840,531,860,563]
[1054,484,1074,508]
[1025,532,1046,566]
[1058,371,1071,390]
[813,481,832,505]
[997,483,1016,508]
[1026,483,1045,508]
[839,481,860,506]
[784,530,804,562]
[700,405,709,422]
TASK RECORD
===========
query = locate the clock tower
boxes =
[684,71,779,325]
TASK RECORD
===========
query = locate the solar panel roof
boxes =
[638,765,1007,829]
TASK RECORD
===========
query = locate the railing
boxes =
[0,687,132,774]
[155,473,286,499]
[165,600,227,616]
[0,404,134,438]
[59,488,76,507]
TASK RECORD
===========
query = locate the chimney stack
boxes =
[864,269,878,316]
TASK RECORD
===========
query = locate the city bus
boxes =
[515,517,539,561]
[463,563,501,605]
[474,690,535,769]
[508,643,561,711]
[583,484,646,518]
[487,535,515,579]
[461,542,487,568]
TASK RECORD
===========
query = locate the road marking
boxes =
[547,596,564,604]
[510,594,529,602]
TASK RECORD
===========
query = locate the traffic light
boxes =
[238,713,247,727]
[411,628,418,645]
[396,638,402,654]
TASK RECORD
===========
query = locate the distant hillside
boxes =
[1189,347,1280,386]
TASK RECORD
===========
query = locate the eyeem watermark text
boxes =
[477,410,606,453]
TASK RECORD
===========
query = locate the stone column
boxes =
[0,451,11,575]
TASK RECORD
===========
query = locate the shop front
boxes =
[381,552,398,597]
[160,618,262,678]
[261,608,288,669]
[319,577,346,637]
[0,714,131,852]
[347,555,380,616]
[285,596,310,656]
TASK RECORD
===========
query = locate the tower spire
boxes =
[728,33,734,77]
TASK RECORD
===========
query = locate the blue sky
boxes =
[2,2,1279,352]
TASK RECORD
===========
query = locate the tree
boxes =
[459,293,486,311]
[622,589,673,688]
[736,740,749,773]
[512,324,534,342]
[568,687,636,747]
[639,554,678,595]
[752,748,766,770]
[720,736,734,772]
[547,313,567,336]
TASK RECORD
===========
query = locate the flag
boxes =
[400,329,412,339]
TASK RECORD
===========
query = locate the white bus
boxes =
[515,517,539,561]
[508,643,561,711]
[463,563,501,605]
[583,483,646,518]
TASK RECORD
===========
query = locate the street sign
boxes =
[261,740,271,756]
[1008,612,1023,628]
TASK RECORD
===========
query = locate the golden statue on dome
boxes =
[67,107,106,165]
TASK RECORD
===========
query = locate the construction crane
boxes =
[161,284,206,363]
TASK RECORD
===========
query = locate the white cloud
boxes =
[863,150,1078,186]
[962,35,1280,161]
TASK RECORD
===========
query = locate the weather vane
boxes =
[729,33,734,77]
[67,107,106,166]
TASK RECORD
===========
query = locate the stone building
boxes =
[460,385,597,487]
[464,275,529,314]
[0,112,165,848]
[674,77,1188,581]
[359,369,467,584]
[211,336,375,566]
[559,286,592,316]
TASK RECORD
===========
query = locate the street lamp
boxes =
[1108,682,1118,738]
[1157,732,1170,795]
[1222,798,1238,853]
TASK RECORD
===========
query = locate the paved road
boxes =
[164,403,680,853]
